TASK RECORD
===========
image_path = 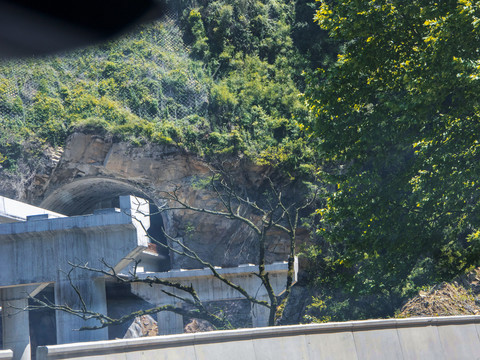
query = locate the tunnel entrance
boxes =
[40,177,171,271]
[148,202,170,271]
[40,178,148,216]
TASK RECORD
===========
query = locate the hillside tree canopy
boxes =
[305,0,480,316]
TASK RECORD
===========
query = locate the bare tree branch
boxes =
[32,168,318,331]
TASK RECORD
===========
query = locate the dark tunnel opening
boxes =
[147,202,171,271]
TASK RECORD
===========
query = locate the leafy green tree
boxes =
[305,0,480,317]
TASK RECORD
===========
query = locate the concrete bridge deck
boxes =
[36,315,480,360]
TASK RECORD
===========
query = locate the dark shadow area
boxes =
[0,0,167,58]
[106,283,155,340]
[29,286,56,360]
[147,203,170,271]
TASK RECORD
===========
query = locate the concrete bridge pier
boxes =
[2,296,30,360]
[54,278,108,344]
[157,304,184,335]
[0,195,151,360]
[1,285,47,360]
[251,294,271,328]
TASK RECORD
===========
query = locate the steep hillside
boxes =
[0,1,330,202]
[7,1,479,327]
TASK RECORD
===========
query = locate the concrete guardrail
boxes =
[36,315,480,360]
[0,350,13,360]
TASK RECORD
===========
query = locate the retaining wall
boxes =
[36,315,480,360]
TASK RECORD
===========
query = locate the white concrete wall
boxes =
[1,288,32,360]
[0,206,147,287]
[36,315,480,360]
[131,262,294,334]
[0,196,150,356]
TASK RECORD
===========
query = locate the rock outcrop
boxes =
[26,133,296,269]
[124,315,158,338]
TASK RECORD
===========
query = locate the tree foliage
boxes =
[305,0,480,317]
[0,1,327,180]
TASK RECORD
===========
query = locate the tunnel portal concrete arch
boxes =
[40,177,170,270]
[40,177,152,216]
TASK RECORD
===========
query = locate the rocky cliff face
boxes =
[21,132,295,269]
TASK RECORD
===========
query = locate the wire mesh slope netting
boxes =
[0,9,209,126]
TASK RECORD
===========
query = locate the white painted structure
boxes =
[0,197,64,224]
[0,196,150,360]
[0,350,13,360]
[132,261,297,334]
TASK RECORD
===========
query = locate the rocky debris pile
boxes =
[123,315,158,338]
[184,319,215,333]
[456,267,480,295]
[397,268,480,318]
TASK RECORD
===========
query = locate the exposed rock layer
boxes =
[27,133,294,269]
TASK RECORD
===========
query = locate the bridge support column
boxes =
[1,285,46,360]
[2,297,30,360]
[251,295,270,328]
[55,278,108,343]
[157,305,184,335]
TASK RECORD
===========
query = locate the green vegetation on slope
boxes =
[304,0,480,320]
[0,0,330,179]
